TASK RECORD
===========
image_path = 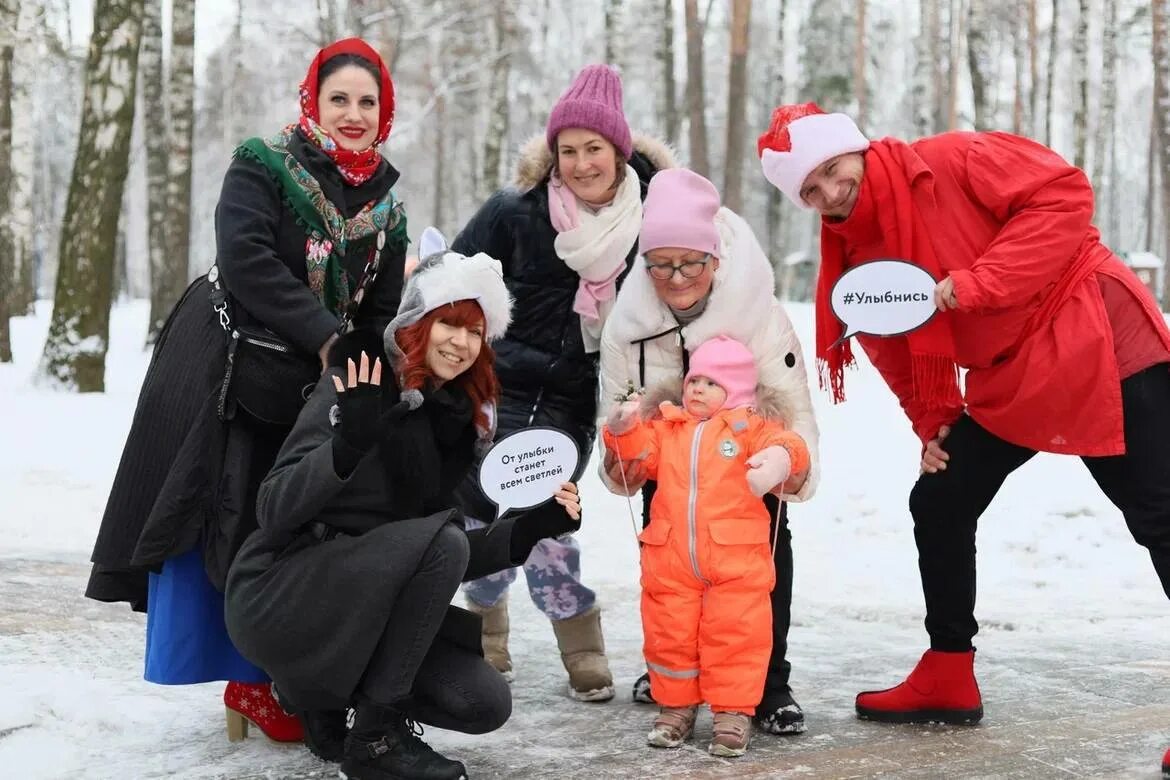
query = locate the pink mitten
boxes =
[745,446,792,497]
[605,400,641,436]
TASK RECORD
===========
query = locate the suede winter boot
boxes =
[466,595,514,682]
[550,605,615,702]
[646,705,697,748]
[855,649,983,724]
[340,704,467,780]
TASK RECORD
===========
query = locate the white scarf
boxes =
[547,164,643,351]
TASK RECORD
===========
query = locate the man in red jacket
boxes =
[757,103,1170,738]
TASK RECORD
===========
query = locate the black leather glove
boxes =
[508,497,582,561]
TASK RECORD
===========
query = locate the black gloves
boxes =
[507,498,582,562]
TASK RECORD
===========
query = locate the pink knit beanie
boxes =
[685,336,758,410]
[639,168,721,258]
[546,64,633,159]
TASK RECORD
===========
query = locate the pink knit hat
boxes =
[546,64,633,159]
[685,336,758,410]
[638,168,721,258]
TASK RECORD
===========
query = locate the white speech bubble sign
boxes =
[830,259,938,343]
[478,427,581,521]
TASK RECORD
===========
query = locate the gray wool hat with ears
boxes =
[383,228,514,411]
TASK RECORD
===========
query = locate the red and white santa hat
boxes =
[757,102,869,210]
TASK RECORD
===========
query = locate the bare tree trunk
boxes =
[0,0,16,362]
[928,0,945,131]
[967,0,989,129]
[914,0,934,135]
[947,0,960,130]
[480,3,512,203]
[854,0,866,127]
[429,28,446,231]
[723,0,751,212]
[1028,0,1039,135]
[766,0,789,273]
[142,0,171,343]
[9,0,33,316]
[316,0,338,47]
[1071,0,1088,169]
[659,0,679,145]
[40,0,144,390]
[1092,0,1117,230]
[1012,4,1024,133]
[684,0,709,176]
[1154,0,1170,303]
[1147,88,1157,251]
[605,0,623,66]
[166,0,194,284]
[1044,0,1059,146]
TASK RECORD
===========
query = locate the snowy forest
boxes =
[0,0,1168,392]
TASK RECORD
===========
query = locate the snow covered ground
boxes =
[1,300,1168,779]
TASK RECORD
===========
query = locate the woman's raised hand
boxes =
[331,352,383,454]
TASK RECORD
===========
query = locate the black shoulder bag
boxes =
[209,230,387,427]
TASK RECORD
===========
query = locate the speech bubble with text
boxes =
[830,259,938,344]
[479,427,581,522]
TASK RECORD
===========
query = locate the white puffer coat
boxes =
[598,207,820,502]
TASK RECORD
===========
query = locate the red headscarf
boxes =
[297,38,395,186]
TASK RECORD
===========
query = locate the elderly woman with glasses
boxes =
[598,168,820,736]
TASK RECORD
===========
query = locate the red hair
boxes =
[393,300,499,432]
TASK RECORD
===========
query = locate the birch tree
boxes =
[0,0,16,362]
[605,0,624,68]
[967,0,990,129]
[40,0,144,390]
[1044,0,1059,145]
[9,0,33,315]
[142,0,170,341]
[479,2,513,202]
[765,0,790,267]
[1092,0,1118,231]
[853,0,867,127]
[1154,0,1170,303]
[165,0,194,284]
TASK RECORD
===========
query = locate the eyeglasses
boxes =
[644,253,712,281]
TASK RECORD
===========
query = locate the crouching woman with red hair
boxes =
[225,248,584,780]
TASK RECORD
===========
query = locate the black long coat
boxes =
[450,134,674,520]
[224,332,544,709]
[86,130,406,609]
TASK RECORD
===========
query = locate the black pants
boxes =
[641,482,794,693]
[910,363,1170,651]
[358,524,512,734]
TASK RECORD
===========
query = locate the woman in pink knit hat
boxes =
[599,167,820,735]
[450,64,676,703]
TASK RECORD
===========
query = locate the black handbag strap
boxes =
[208,228,388,336]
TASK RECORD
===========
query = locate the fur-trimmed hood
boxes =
[637,378,795,427]
[513,132,678,191]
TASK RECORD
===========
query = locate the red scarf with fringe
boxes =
[297,38,395,186]
[816,138,962,410]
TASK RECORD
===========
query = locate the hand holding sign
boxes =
[830,259,938,345]
[479,427,582,522]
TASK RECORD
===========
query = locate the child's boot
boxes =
[646,705,697,748]
[708,711,752,757]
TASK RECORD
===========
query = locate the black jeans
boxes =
[910,363,1170,651]
[357,523,511,734]
[641,482,794,693]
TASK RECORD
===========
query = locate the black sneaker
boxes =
[632,672,655,704]
[340,717,467,780]
[754,687,806,735]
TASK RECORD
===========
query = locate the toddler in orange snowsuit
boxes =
[602,335,810,757]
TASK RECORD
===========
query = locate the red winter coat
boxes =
[841,132,1170,456]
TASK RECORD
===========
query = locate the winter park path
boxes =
[0,555,1167,779]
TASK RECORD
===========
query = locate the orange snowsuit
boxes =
[603,402,810,713]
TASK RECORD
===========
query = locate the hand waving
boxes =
[331,351,383,454]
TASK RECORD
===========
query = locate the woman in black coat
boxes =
[84,37,405,747]
[226,248,582,780]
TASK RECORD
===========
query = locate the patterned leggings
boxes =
[462,519,597,620]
